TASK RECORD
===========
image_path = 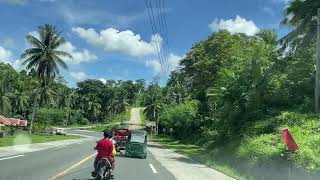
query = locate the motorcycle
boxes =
[94,158,112,180]
[93,142,113,180]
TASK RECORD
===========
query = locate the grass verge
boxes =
[152,137,247,180]
[79,108,132,132]
[88,123,128,132]
[0,134,81,147]
[153,111,320,180]
[140,108,146,127]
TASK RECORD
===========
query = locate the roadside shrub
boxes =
[274,112,320,127]
[78,118,90,125]
[285,126,320,170]
[33,123,50,133]
[159,100,199,139]
[243,119,277,137]
[35,108,66,126]
[238,112,320,171]
[237,134,284,164]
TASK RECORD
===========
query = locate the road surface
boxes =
[0,108,233,180]
[0,108,175,180]
[129,107,144,130]
[0,129,175,180]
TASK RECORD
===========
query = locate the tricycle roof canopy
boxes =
[130,130,147,135]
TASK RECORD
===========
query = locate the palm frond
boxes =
[53,55,68,70]
[21,48,43,59]
[54,50,72,59]
[26,35,44,49]
[52,37,67,49]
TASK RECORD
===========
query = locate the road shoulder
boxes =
[0,136,93,158]
[148,141,236,180]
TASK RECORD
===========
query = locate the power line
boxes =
[146,0,172,75]
[159,0,171,72]
[146,0,166,75]
[161,0,171,70]
[150,0,169,74]
[155,0,170,73]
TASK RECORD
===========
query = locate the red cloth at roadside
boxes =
[282,128,299,152]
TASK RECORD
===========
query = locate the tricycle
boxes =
[125,130,147,159]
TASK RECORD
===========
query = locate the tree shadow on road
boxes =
[147,143,167,149]
[167,156,201,165]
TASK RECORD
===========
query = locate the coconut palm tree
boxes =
[113,94,130,116]
[21,24,71,82]
[0,86,11,115]
[280,0,320,50]
[11,89,29,115]
[38,84,55,107]
[86,94,102,123]
[21,24,72,133]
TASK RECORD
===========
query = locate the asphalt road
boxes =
[0,129,176,180]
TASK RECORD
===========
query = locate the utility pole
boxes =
[316,8,320,113]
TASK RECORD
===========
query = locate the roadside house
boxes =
[0,115,28,127]
[0,115,11,126]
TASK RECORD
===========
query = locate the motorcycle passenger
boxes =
[108,132,117,177]
[92,131,115,178]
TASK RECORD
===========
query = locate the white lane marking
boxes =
[149,164,158,174]
[55,146,66,150]
[77,142,83,145]
[0,154,24,161]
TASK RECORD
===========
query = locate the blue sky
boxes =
[0,0,289,86]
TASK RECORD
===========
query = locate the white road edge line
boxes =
[0,154,24,161]
[149,164,158,174]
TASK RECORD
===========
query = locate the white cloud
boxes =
[145,53,183,75]
[0,46,23,70]
[28,31,39,38]
[1,38,15,48]
[146,60,162,74]
[58,42,97,65]
[72,27,161,57]
[28,31,97,65]
[99,78,106,84]
[70,71,88,81]
[0,46,12,61]
[209,15,260,36]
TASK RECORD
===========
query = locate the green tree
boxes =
[280,0,320,49]
[144,82,163,133]
[86,94,102,123]
[21,24,72,133]
[11,89,29,116]
[0,86,11,115]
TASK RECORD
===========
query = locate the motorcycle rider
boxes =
[92,130,115,178]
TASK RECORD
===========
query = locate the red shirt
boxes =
[95,139,113,161]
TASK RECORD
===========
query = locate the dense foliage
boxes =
[141,0,320,176]
[0,64,144,126]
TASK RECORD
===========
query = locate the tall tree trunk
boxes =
[29,94,38,134]
[316,8,320,113]
[153,106,157,135]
